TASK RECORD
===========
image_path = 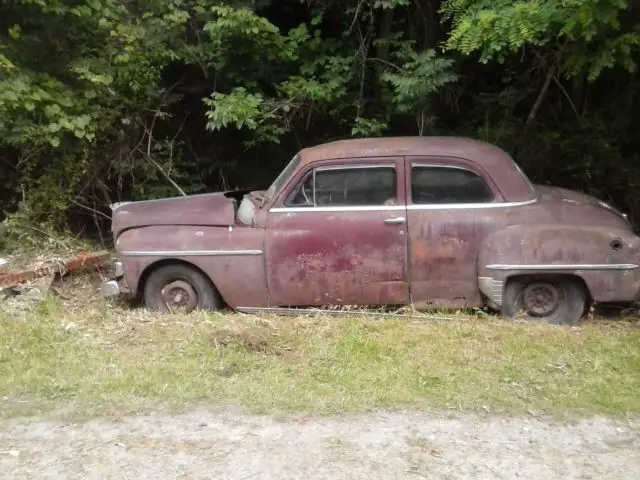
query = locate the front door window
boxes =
[286,166,398,207]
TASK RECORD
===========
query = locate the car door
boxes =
[405,157,502,308]
[265,157,409,307]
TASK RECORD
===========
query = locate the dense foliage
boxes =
[0,0,638,243]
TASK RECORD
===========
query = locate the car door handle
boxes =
[384,216,406,225]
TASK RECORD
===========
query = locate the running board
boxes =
[235,306,458,322]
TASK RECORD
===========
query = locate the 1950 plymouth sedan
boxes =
[102,136,640,324]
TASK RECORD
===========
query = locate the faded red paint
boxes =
[108,136,640,311]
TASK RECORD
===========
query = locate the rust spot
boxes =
[412,238,464,264]
[413,241,429,263]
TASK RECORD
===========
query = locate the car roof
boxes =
[297,136,514,167]
[295,136,536,203]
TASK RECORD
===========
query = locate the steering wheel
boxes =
[301,182,312,205]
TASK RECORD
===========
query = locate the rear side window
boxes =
[286,167,397,207]
[411,166,494,204]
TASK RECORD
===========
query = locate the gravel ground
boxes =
[0,408,638,479]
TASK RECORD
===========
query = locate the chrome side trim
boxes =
[270,199,537,213]
[120,250,263,257]
[478,276,504,307]
[407,199,537,210]
[485,263,639,271]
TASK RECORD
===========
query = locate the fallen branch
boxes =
[0,251,111,288]
[136,148,187,197]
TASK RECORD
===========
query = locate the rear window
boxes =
[411,166,494,204]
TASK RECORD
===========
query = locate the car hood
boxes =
[111,192,238,237]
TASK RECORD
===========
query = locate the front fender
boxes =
[477,224,640,305]
[115,224,268,308]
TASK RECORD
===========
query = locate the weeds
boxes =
[1,295,639,419]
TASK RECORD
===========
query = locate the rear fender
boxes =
[477,224,640,306]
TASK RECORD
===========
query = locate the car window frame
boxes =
[281,162,402,209]
[409,164,496,205]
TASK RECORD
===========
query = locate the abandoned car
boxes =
[102,136,639,324]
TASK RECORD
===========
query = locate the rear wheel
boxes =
[143,263,222,313]
[501,276,588,325]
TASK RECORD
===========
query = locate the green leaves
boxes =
[202,5,297,68]
[351,117,387,137]
[382,50,458,113]
[204,88,265,131]
[374,0,410,8]
[0,0,637,232]
[0,72,97,148]
[442,0,640,79]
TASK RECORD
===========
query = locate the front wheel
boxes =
[501,276,588,325]
[143,263,222,313]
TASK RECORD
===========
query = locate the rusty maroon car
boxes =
[102,137,639,324]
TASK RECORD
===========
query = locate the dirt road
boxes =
[1,408,638,479]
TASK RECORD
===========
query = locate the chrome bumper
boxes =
[101,261,126,298]
[478,276,504,308]
[101,279,121,297]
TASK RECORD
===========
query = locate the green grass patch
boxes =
[1,298,640,419]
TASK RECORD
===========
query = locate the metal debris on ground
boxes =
[0,251,110,288]
[0,251,111,315]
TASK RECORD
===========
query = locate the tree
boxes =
[1,0,639,245]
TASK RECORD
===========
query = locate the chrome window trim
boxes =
[120,250,263,257]
[485,263,639,271]
[411,163,477,172]
[270,205,406,213]
[511,159,537,199]
[315,163,397,172]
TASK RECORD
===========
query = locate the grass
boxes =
[1,294,640,420]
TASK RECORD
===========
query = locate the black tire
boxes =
[501,276,588,325]
[143,263,222,313]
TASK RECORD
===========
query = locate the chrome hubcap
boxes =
[161,280,198,312]
[522,282,561,317]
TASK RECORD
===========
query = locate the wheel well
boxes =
[138,259,227,306]
[505,273,593,303]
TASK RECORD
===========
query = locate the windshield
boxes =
[265,154,301,199]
